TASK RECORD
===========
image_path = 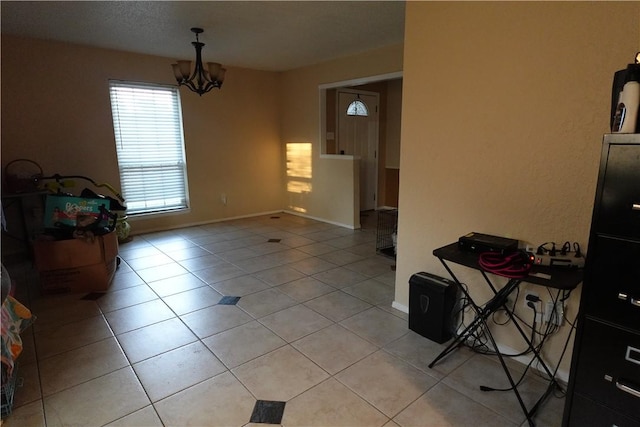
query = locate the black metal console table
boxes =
[430,243,583,427]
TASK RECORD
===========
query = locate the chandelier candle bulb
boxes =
[208,63,222,79]
[217,68,226,82]
[178,61,192,79]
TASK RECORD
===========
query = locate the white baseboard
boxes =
[392,301,408,313]
[131,208,365,236]
[489,342,570,385]
[283,210,359,230]
[129,210,285,235]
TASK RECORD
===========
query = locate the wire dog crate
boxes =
[376,209,398,259]
[1,363,19,417]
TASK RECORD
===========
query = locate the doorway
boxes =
[319,72,403,224]
[337,89,379,211]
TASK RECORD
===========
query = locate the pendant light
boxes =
[171,28,226,96]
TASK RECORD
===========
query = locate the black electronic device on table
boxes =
[458,232,518,254]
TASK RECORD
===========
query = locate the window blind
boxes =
[109,81,189,215]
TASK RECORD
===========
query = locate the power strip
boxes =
[528,252,585,269]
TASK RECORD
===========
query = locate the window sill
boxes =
[128,207,191,220]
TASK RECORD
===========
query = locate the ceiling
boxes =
[0,1,406,72]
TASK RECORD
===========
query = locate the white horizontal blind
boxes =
[109,81,189,215]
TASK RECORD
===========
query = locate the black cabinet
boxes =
[582,235,640,327]
[573,318,640,416]
[563,134,640,427]
[595,143,640,239]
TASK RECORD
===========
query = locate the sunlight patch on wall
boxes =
[286,142,312,213]
[286,142,312,193]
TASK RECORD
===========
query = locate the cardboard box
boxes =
[33,231,119,293]
[44,195,110,228]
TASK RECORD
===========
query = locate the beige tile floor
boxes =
[2,212,566,426]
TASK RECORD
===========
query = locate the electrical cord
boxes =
[491,308,511,326]
[451,269,567,371]
[461,287,568,364]
[551,317,577,398]
[536,241,582,258]
[572,243,582,258]
[491,286,520,326]
[449,259,575,399]
[531,289,578,392]
[480,302,539,392]
[456,287,547,358]
[524,289,577,394]
[451,285,494,354]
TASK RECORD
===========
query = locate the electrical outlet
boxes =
[544,301,564,326]
[553,302,564,326]
[544,301,553,323]
[221,193,227,205]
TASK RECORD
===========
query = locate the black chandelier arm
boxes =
[189,42,206,86]
[172,27,225,96]
[182,79,217,96]
[181,74,223,95]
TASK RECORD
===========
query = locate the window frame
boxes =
[108,80,190,217]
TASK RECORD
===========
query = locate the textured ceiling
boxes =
[0,1,406,72]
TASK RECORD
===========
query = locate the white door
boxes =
[337,89,379,211]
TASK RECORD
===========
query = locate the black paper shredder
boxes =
[409,272,459,344]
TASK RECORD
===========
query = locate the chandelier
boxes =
[171,28,226,96]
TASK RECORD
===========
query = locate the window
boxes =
[109,81,189,215]
[346,99,369,117]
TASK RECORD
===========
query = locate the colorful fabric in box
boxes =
[1,296,35,381]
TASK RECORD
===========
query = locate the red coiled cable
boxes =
[478,250,532,279]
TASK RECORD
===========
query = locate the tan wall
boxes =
[280,44,403,227]
[1,36,283,235]
[325,89,337,154]
[384,168,399,208]
[386,79,402,169]
[384,78,402,207]
[397,2,640,376]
